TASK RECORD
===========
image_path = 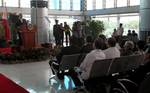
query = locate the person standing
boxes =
[64,22,71,46]
[116,23,124,36]
[16,13,27,27]
[127,30,132,40]
[53,20,61,45]
[112,28,118,38]
[60,23,64,46]
[72,22,78,38]
[132,30,139,43]
[15,13,27,46]
[72,21,82,38]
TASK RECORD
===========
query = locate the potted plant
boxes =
[87,20,105,39]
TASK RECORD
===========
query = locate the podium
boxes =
[20,24,37,49]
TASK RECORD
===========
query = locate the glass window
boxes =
[87,0,93,10]
[0,0,2,6]
[130,0,140,6]
[93,14,139,37]
[93,15,118,37]
[4,0,19,7]
[117,0,127,7]
[61,0,70,10]
[73,0,80,10]
[106,17,117,37]
[120,15,139,35]
[106,0,114,8]
[49,0,59,10]
[20,0,30,8]
[96,0,102,9]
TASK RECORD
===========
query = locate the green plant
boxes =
[88,20,105,39]
[0,48,50,64]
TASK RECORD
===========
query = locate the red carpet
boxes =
[0,74,29,93]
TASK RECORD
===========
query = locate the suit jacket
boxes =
[16,19,27,27]
[53,24,60,38]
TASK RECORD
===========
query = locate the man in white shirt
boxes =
[80,38,106,80]
[117,23,124,36]
[104,37,120,59]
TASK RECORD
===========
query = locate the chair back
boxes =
[59,54,81,70]
[108,55,144,74]
[89,59,113,78]
[76,53,86,66]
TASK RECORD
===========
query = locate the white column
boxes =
[31,0,50,44]
[140,0,150,40]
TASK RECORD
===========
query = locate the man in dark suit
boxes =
[15,13,27,46]
[16,13,27,27]
[53,20,61,46]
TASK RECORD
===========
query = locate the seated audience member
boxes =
[121,41,135,56]
[77,37,85,48]
[132,30,139,43]
[80,36,93,53]
[56,36,81,64]
[127,29,132,36]
[135,40,146,55]
[104,38,120,59]
[99,34,108,50]
[119,38,128,49]
[76,36,93,66]
[80,38,106,80]
[99,34,106,40]
[127,30,132,40]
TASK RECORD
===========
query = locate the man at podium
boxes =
[15,13,27,46]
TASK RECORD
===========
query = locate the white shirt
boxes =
[80,49,106,80]
[103,47,120,59]
[116,43,121,50]
[117,27,124,36]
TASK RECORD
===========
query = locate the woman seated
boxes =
[103,37,120,59]
[121,41,135,56]
[80,38,106,80]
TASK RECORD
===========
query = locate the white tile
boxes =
[0,60,53,93]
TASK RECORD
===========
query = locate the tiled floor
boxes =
[0,60,52,93]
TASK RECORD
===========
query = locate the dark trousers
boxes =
[60,36,64,46]
[65,32,70,46]
[55,37,61,46]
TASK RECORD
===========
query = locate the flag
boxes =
[2,2,11,43]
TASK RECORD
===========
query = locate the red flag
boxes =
[2,3,11,42]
